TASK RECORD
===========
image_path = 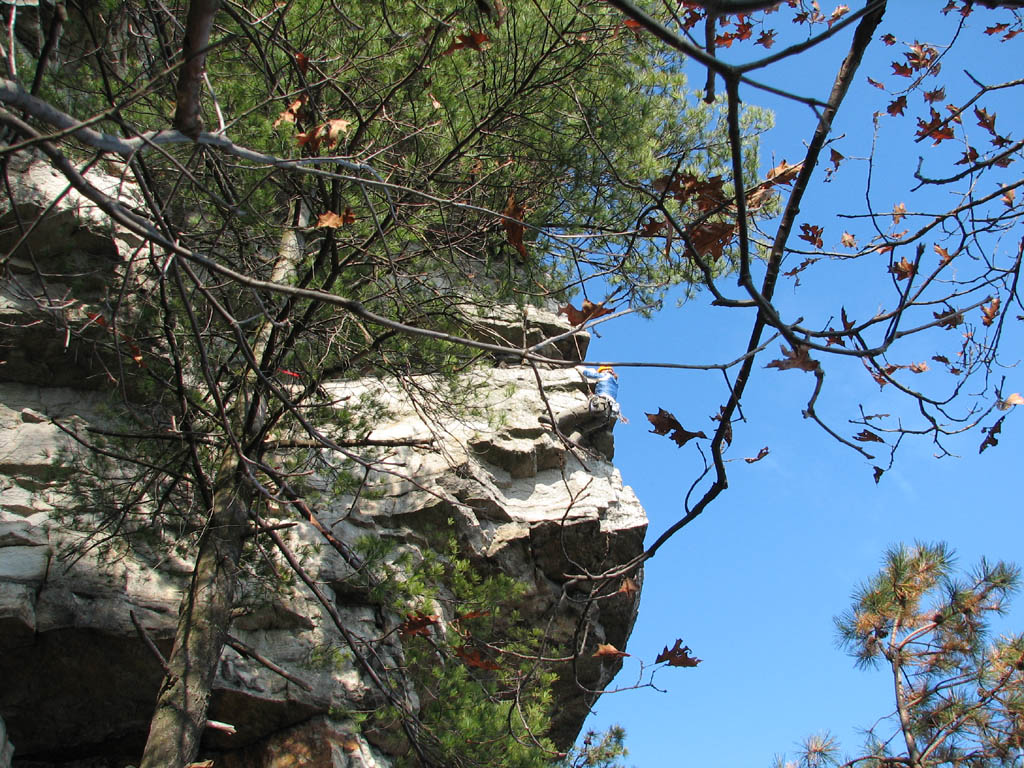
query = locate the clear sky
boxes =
[579,4,1024,766]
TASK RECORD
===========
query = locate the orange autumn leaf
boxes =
[744,446,770,464]
[889,256,915,280]
[593,643,629,660]
[766,159,801,186]
[745,183,776,211]
[997,393,1024,411]
[841,232,858,249]
[296,118,350,153]
[455,609,490,622]
[558,299,613,326]
[783,257,819,283]
[399,612,440,637]
[656,639,701,668]
[975,106,997,133]
[887,95,908,116]
[454,646,500,670]
[715,32,736,48]
[981,296,1000,326]
[891,202,907,225]
[934,243,953,265]
[916,109,956,144]
[798,223,823,248]
[639,217,668,237]
[645,408,707,447]
[766,344,820,373]
[324,118,351,147]
[616,577,640,597]
[690,175,729,212]
[827,4,850,28]
[295,130,321,153]
[316,208,356,228]
[688,221,735,261]
[842,307,856,332]
[273,97,306,128]
[501,193,528,262]
[933,307,964,329]
[442,31,490,55]
[84,313,146,367]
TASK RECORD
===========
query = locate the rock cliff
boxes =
[0,156,647,766]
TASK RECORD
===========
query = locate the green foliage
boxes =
[780,543,1024,768]
[22,0,755,763]
[350,532,580,767]
[559,726,629,768]
[307,642,353,673]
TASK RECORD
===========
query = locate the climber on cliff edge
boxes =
[539,365,623,460]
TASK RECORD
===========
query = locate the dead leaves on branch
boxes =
[622,6,1018,488]
[645,408,707,447]
[454,645,501,670]
[647,161,802,262]
[399,612,439,638]
[558,299,613,326]
[766,344,820,373]
[998,393,1024,411]
[661,3,846,51]
[316,208,356,228]
[501,194,528,262]
[273,95,353,155]
[593,643,629,660]
[889,256,916,281]
[981,297,1001,326]
[689,221,737,262]
[297,119,351,154]
[656,639,701,668]
[798,223,823,248]
[765,159,802,186]
[744,446,770,464]
[979,416,1006,454]
[442,31,490,56]
[854,429,885,444]
[933,307,964,330]
[615,577,640,598]
[273,97,306,128]
[591,637,701,667]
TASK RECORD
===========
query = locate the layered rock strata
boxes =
[0,156,647,766]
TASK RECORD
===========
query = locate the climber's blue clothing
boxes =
[580,367,619,402]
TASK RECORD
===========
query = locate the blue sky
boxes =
[579,4,1024,766]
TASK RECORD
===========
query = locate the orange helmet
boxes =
[597,365,615,374]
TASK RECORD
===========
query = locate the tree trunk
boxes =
[139,450,249,768]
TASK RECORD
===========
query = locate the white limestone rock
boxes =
[0,156,647,766]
